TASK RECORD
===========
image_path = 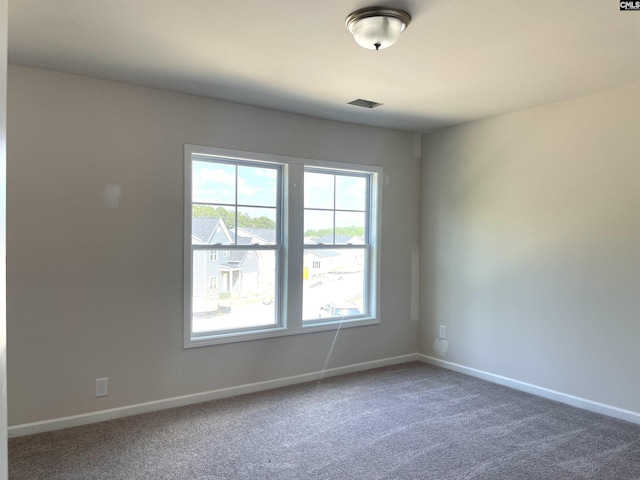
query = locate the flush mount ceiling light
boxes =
[346,6,411,50]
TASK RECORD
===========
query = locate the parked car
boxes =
[319,303,361,318]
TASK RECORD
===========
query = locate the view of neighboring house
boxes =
[302,243,366,319]
[224,237,260,292]
[192,218,231,301]
[303,234,365,278]
[303,249,342,276]
[192,218,267,313]
[233,227,277,245]
[193,219,365,313]
[232,227,276,284]
[312,234,364,245]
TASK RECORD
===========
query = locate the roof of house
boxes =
[310,235,364,245]
[226,238,255,263]
[191,218,232,245]
[234,227,277,245]
[304,249,341,259]
[228,250,247,262]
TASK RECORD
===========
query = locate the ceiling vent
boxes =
[348,98,383,109]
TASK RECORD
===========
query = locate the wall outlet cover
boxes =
[439,325,446,339]
[95,378,108,398]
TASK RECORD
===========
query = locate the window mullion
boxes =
[284,163,304,329]
[234,164,238,244]
[332,175,337,244]
[185,144,380,347]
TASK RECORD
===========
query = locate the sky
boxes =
[192,160,368,231]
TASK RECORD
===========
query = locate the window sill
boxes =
[185,317,380,348]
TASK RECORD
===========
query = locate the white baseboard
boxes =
[9,353,419,438]
[418,354,640,425]
[16,353,634,438]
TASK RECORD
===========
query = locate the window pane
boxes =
[237,165,278,207]
[304,210,334,244]
[336,175,367,211]
[192,249,278,333]
[188,147,378,345]
[304,172,334,209]
[302,248,366,321]
[236,207,277,245]
[192,161,235,204]
[192,205,236,245]
[335,212,366,245]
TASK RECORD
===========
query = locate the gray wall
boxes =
[420,84,640,413]
[7,65,420,426]
[0,0,8,474]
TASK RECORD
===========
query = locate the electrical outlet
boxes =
[95,378,108,398]
[439,325,446,339]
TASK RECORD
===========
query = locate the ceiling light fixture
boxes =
[346,6,411,51]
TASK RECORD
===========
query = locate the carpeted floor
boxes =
[8,362,640,479]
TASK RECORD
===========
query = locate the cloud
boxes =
[194,168,262,198]
[347,183,365,199]
[195,168,234,186]
[305,172,334,189]
[253,168,277,178]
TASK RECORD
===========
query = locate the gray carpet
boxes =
[8,362,640,479]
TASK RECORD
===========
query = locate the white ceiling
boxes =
[8,0,640,132]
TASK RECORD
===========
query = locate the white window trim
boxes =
[184,144,382,348]
[302,168,373,324]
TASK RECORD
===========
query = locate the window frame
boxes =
[184,144,382,348]
[302,168,372,324]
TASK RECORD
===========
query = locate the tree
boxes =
[304,226,364,238]
[192,205,276,230]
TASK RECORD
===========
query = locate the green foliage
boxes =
[250,216,276,229]
[193,205,363,238]
[192,205,276,229]
[304,226,364,238]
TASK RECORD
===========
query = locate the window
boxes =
[184,145,380,347]
[302,170,370,322]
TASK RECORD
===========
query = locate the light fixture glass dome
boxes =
[346,7,411,51]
